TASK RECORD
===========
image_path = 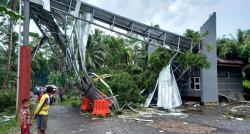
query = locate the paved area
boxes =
[46,103,250,134]
[47,105,167,134]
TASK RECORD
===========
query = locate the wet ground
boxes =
[47,105,167,134]
[46,102,250,134]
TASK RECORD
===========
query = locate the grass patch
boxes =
[0,119,18,134]
[57,96,82,108]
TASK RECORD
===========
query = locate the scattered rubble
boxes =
[235,118,243,121]
[228,104,250,119]
[150,120,217,134]
[78,100,250,133]
[135,118,154,123]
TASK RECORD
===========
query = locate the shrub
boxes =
[105,71,145,106]
[243,80,250,90]
[0,90,16,113]
[243,65,250,79]
[136,70,158,92]
[240,44,250,63]
[70,97,82,107]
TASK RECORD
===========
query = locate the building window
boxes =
[190,77,200,91]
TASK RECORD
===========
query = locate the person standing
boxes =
[59,88,65,102]
[19,99,32,134]
[34,86,53,134]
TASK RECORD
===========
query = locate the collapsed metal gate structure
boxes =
[21,0,220,109]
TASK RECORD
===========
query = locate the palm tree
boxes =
[231,29,250,46]
[217,29,250,60]
[217,37,240,60]
[86,29,108,71]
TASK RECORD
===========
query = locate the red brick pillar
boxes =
[18,46,31,112]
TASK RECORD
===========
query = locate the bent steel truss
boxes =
[29,0,194,108]
[30,0,193,52]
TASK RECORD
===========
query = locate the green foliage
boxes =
[0,16,19,89]
[136,69,158,92]
[86,29,108,71]
[240,44,250,63]
[148,48,174,72]
[0,5,23,20]
[177,51,210,69]
[104,70,145,106]
[233,29,250,45]
[217,38,241,59]
[70,97,82,107]
[243,64,250,80]
[93,79,110,95]
[59,90,82,107]
[0,90,16,113]
[127,64,143,75]
[217,29,250,80]
[184,29,202,45]
[102,35,129,69]
[217,29,250,61]
[132,47,210,93]
[243,80,250,90]
[31,53,49,87]
[206,43,214,52]
[0,118,18,134]
[48,71,65,87]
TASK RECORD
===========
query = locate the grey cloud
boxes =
[83,0,249,36]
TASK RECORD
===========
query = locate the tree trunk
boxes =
[2,20,13,91]
[2,0,18,91]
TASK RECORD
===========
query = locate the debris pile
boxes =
[150,120,216,134]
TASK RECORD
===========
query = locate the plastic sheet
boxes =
[76,13,92,68]
[145,64,182,109]
[157,65,182,109]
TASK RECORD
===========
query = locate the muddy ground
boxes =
[45,101,250,134]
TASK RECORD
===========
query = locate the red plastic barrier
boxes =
[80,97,91,112]
[92,100,110,116]
[18,46,31,112]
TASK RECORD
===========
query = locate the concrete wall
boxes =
[200,12,218,104]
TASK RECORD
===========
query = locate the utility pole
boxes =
[16,0,22,112]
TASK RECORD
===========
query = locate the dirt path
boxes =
[46,105,167,134]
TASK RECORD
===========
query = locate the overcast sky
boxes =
[81,0,250,38]
[27,0,250,38]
